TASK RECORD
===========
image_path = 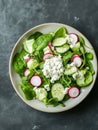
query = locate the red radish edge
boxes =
[72,56,82,67]
[71,54,80,62]
[69,33,78,43]
[68,86,80,98]
[26,57,31,63]
[43,53,53,61]
[24,69,30,76]
[30,75,42,87]
[48,42,52,51]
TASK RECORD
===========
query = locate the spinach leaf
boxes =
[46,98,59,107]
[86,52,93,60]
[80,47,86,69]
[21,84,36,100]
[13,49,27,76]
[54,27,67,38]
[33,34,53,51]
[78,35,85,46]
[28,32,42,40]
[63,51,73,65]
[87,60,95,75]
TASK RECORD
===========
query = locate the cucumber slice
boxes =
[56,44,70,53]
[51,83,65,101]
[71,42,80,51]
[52,37,66,46]
[27,59,39,70]
[36,88,47,102]
[64,66,78,75]
[76,71,93,87]
[23,39,35,53]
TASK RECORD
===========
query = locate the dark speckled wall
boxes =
[0,0,98,130]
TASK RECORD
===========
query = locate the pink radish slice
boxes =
[69,33,78,43]
[48,42,52,51]
[26,57,31,63]
[72,56,82,67]
[30,75,42,87]
[71,54,80,62]
[68,86,80,98]
[43,53,53,61]
[24,69,30,76]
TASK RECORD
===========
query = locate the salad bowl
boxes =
[9,23,97,112]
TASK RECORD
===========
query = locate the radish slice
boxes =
[71,54,80,62]
[72,55,82,67]
[26,57,31,63]
[24,69,30,76]
[30,75,42,87]
[43,53,53,61]
[69,33,78,43]
[48,42,52,51]
[68,86,80,98]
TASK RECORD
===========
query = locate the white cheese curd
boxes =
[65,34,76,48]
[72,71,84,80]
[23,54,29,60]
[67,62,75,68]
[44,84,50,91]
[63,87,69,95]
[42,55,64,83]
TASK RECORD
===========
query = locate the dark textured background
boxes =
[0,0,98,130]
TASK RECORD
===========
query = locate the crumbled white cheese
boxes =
[67,62,75,68]
[23,54,29,60]
[42,55,64,83]
[63,88,69,95]
[44,84,50,91]
[72,71,84,80]
[66,34,76,48]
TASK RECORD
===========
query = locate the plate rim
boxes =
[9,22,98,113]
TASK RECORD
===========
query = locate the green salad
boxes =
[13,27,94,107]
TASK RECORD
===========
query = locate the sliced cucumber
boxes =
[23,39,35,53]
[64,65,78,75]
[27,59,39,70]
[76,71,93,87]
[56,44,70,53]
[71,42,80,52]
[51,83,65,101]
[52,37,66,46]
[36,88,47,102]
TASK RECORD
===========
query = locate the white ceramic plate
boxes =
[9,23,97,113]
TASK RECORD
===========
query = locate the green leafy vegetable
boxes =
[54,27,67,38]
[87,61,95,74]
[86,52,93,60]
[33,34,53,51]
[13,49,27,76]
[63,51,73,65]
[21,84,36,100]
[28,32,42,40]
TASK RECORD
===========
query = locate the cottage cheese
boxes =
[66,34,76,48]
[42,55,64,83]
[44,84,50,91]
[72,71,84,80]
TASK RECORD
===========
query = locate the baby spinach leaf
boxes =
[13,49,27,76]
[21,84,36,100]
[86,52,93,60]
[33,34,53,51]
[28,32,42,40]
[54,27,67,38]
